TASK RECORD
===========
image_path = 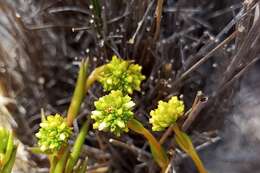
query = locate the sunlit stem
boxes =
[49,155,57,173]
[2,146,17,173]
[127,119,169,171]
[2,132,14,166]
[53,148,69,173]
[67,59,89,127]
[85,65,105,92]
[172,124,207,173]
[65,118,90,173]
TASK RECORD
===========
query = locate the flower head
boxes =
[149,96,185,131]
[35,114,72,153]
[98,55,145,94]
[91,90,135,136]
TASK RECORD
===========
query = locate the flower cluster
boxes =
[98,55,145,94]
[91,90,135,136]
[149,96,185,131]
[36,114,72,153]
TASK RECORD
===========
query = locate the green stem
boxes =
[91,0,102,19]
[172,124,207,173]
[2,147,17,173]
[67,60,89,127]
[190,150,207,173]
[49,155,58,173]
[127,119,169,171]
[53,148,69,173]
[85,65,105,92]
[65,118,90,173]
[3,132,14,166]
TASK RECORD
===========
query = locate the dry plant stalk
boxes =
[154,0,164,41]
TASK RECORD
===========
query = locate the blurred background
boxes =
[1,0,260,172]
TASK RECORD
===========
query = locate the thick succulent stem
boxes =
[65,118,90,173]
[67,59,89,127]
[85,65,105,92]
[127,119,169,171]
[49,155,57,173]
[53,148,69,173]
[2,132,14,166]
[2,146,17,173]
[172,124,207,173]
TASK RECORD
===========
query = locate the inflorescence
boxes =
[91,90,135,136]
[36,114,72,153]
[149,96,185,131]
[98,55,145,94]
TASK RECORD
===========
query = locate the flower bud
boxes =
[149,96,184,131]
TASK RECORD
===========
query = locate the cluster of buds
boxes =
[91,90,135,136]
[98,55,145,94]
[149,96,185,131]
[36,114,72,153]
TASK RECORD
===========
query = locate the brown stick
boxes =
[154,0,164,41]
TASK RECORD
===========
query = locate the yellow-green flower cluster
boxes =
[91,90,135,136]
[98,55,145,94]
[36,114,72,153]
[149,96,185,131]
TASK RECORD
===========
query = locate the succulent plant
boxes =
[0,127,17,173]
[0,128,9,158]
[0,128,12,166]
[36,114,72,153]
[149,96,185,131]
[91,90,135,136]
[97,55,145,94]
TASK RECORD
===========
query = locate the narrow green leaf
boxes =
[67,59,89,126]
[91,0,101,19]
[2,147,17,173]
[65,119,89,173]
[53,148,69,173]
[29,147,52,155]
[128,119,168,171]
[3,133,14,165]
[173,125,208,173]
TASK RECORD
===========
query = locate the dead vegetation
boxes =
[1,0,260,172]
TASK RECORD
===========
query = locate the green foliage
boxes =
[65,120,89,173]
[150,96,185,131]
[91,90,135,136]
[0,128,17,173]
[127,119,169,170]
[35,114,72,153]
[173,125,208,173]
[98,55,145,94]
[67,59,89,126]
[0,128,10,162]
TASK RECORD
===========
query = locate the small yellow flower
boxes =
[98,55,145,94]
[149,96,185,131]
[35,114,72,153]
[91,90,135,136]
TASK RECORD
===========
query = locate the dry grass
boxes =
[1,0,260,172]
